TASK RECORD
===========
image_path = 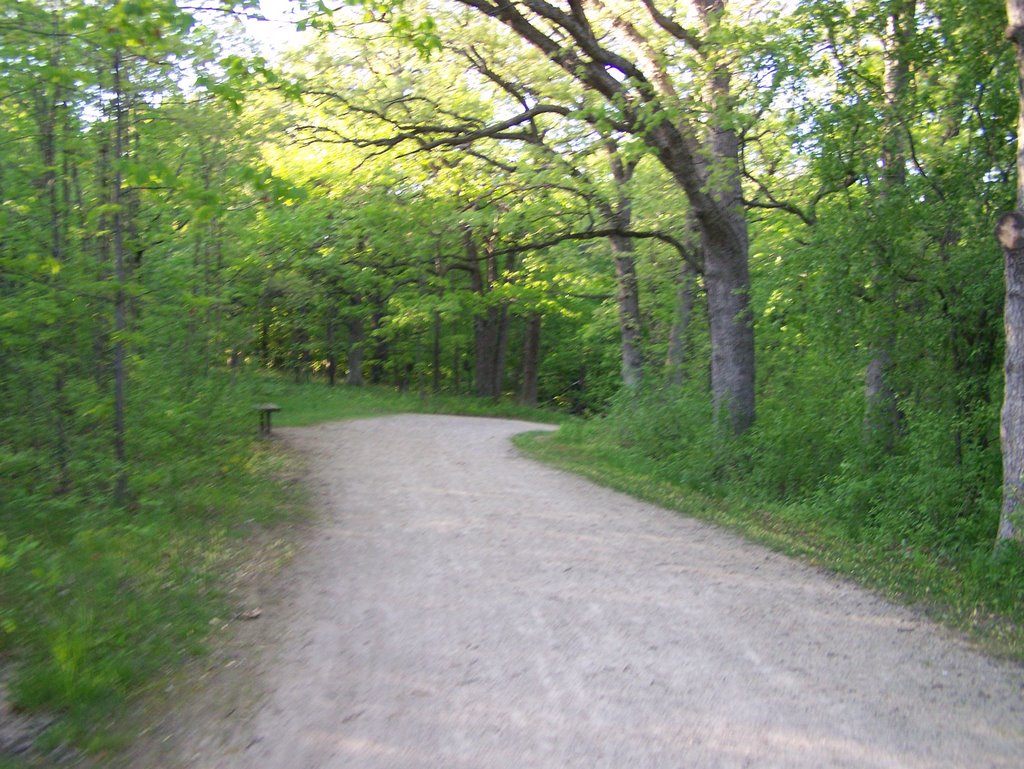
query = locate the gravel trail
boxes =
[127,414,1024,768]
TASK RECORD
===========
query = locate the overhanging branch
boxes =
[495,227,703,274]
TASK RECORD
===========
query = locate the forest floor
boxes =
[115,414,1024,769]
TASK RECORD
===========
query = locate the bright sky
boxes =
[243,0,308,56]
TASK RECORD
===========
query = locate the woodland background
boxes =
[3,0,1024,753]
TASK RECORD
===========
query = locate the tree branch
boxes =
[639,0,705,53]
[495,226,703,273]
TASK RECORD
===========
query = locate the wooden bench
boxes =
[256,403,281,436]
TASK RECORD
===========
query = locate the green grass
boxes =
[0,436,304,760]
[7,372,1019,765]
[252,376,565,428]
[0,375,562,763]
[515,422,1024,661]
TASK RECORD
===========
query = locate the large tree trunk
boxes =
[465,228,509,398]
[605,146,644,389]
[996,213,1024,544]
[473,305,508,398]
[638,3,754,434]
[611,237,644,389]
[864,346,899,453]
[701,216,755,434]
[695,0,755,434]
[998,1,1024,546]
[667,215,752,434]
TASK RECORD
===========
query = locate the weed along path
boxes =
[126,414,1024,769]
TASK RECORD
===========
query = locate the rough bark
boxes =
[604,146,645,389]
[864,0,915,453]
[646,2,754,433]
[612,239,644,389]
[665,260,696,386]
[702,215,754,434]
[520,313,542,406]
[997,210,1024,544]
[465,228,510,398]
[473,306,509,398]
[1012,1,1024,207]
[864,347,899,454]
[1000,0,1024,545]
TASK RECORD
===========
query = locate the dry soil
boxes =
[124,414,1024,769]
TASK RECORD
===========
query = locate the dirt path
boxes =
[126,414,1024,768]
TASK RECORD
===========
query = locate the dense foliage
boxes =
[2,0,1024,753]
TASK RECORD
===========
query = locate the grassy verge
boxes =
[0,377,560,766]
[0,439,304,765]
[515,422,1024,661]
[251,376,564,427]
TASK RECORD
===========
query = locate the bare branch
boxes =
[741,166,858,227]
[639,0,705,52]
[290,101,570,155]
[495,227,703,273]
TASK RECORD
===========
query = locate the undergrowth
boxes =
[0,374,308,760]
[0,373,560,763]
[515,391,1024,661]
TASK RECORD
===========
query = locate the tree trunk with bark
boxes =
[997,213,1024,544]
[701,214,754,434]
[997,0,1024,548]
[473,306,509,398]
[864,0,915,453]
[612,238,644,389]
[346,313,366,386]
[997,0,1024,549]
[666,260,696,386]
[520,313,541,406]
[465,227,510,398]
[604,145,645,389]
[644,2,755,433]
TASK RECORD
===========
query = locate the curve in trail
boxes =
[133,415,1023,769]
